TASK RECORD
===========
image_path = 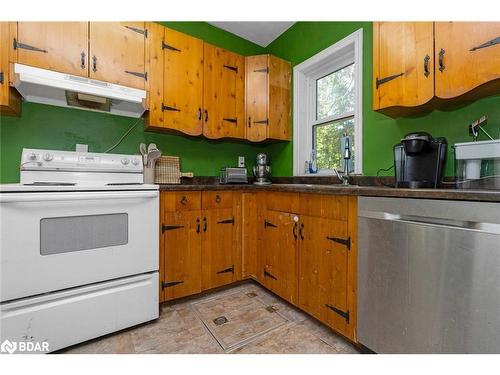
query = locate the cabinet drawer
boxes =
[162,191,201,212]
[265,192,299,213]
[202,191,233,209]
[299,193,348,221]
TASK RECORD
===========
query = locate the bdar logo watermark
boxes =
[1,339,49,354]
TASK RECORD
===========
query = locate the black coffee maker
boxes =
[394,132,447,188]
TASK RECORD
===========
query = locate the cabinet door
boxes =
[0,22,21,116]
[201,208,235,290]
[435,22,500,99]
[162,210,202,301]
[16,22,88,77]
[162,27,204,135]
[373,22,434,111]
[268,55,291,141]
[89,22,146,89]
[298,216,350,335]
[203,43,245,139]
[260,210,298,304]
[245,55,268,142]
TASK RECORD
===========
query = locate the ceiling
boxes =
[208,22,295,47]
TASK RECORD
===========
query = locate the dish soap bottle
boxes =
[309,150,318,174]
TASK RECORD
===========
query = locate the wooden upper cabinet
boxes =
[434,22,500,99]
[89,22,146,89]
[203,43,245,139]
[16,22,88,77]
[0,22,21,116]
[373,22,434,112]
[162,27,204,136]
[245,54,291,142]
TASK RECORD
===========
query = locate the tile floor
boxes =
[60,282,360,354]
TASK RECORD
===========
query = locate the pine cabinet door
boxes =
[268,55,291,141]
[0,22,21,116]
[162,27,204,136]
[203,43,245,139]
[162,210,202,301]
[260,210,298,304]
[245,55,269,142]
[16,22,89,77]
[435,22,500,99]
[89,22,146,89]
[201,208,236,290]
[298,216,350,335]
[373,22,434,111]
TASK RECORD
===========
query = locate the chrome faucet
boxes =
[333,168,350,185]
[334,136,352,185]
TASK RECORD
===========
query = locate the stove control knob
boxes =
[43,153,53,162]
[131,158,139,166]
[121,158,130,165]
[28,152,37,161]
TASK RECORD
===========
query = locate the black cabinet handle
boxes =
[81,51,86,69]
[423,54,430,77]
[293,222,298,240]
[204,109,208,122]
[196,218,200,233]
[248,116,251,128]
[92,56,97,72]
[203,217,207,232]
[215,194,221,203]
[180,196,188,205]
[299,223,304,240]
[438,48,445,72]
[198,108,202,121]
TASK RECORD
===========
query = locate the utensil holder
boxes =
[143,167,156,184]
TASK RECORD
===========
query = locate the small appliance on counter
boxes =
[394,132,447,189]
[454,139,500,189]
[219,167,248,184]
[253,153,272,185]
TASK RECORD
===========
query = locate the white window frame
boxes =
[293,29,363,176]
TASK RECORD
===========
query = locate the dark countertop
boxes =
[159,182,500,202]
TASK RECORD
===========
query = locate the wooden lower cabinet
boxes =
[0,22,21,116]
[259,210,298,304]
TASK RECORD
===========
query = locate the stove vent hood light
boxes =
[13,63,146,118]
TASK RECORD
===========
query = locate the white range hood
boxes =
[13,63,147,118]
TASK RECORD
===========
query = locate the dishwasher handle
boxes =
[359,210,500,235]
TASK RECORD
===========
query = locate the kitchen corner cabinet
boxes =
[16,22,89,77]
[159,191,242,302]
[373,21,500,116]
[0,22,21,116]
[245,55,291,142]
[89,22,147,89]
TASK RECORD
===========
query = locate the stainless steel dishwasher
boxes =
[358,196,500,353]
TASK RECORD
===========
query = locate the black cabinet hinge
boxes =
[124,70,147,81]
[162,280,184,290]
[125,25,148,37]
[162,225,184,232]
[376,72,404,89]
[223,118,237,123]
[470,36,500,51]
[264,220,277,228]
[326,236,351,250]
[13,38,47,53]
[162,104,181,112]
[0,72,3,85]
[217,265,234,274]
[325,304,350,322]
[162,42,181,52]
[254,67,269,73]
[263,269,278,280]
[253,119,269,125]
[223,64,238,73]
[217,217,234,225]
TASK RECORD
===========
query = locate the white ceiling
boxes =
[208,22,295,47]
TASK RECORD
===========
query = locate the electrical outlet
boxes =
[238,156,245,167]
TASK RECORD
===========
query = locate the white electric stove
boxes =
[0,148,159,354]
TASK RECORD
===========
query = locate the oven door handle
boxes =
[0,191,158,203]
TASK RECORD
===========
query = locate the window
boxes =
[293,29,363,175]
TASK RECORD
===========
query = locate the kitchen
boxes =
[1,1,499,373]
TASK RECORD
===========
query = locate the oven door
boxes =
[0,190,159,302]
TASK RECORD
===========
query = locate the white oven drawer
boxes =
[0,272,159,353]
[0,191,159,302]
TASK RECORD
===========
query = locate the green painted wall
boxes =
[0,22,282,183]
[265,22,500,177]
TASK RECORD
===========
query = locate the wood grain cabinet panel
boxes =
[89,22,146,89]
[245,55,291,142]
[434,22,500,99]
[203,43,245,139]
[162,27,204,135]
[0,22,21,116]
[373,22,434,112]
[16,22,89,77]
[162,210,202,301]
